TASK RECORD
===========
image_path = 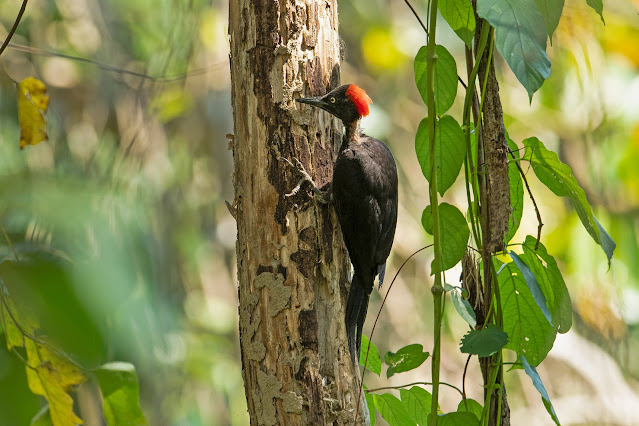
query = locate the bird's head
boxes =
[296,84,372,124]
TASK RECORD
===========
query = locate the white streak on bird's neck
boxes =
[344,120,361,147]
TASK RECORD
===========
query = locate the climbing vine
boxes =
[360,1,614,425]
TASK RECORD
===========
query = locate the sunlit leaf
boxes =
[521,236,572,333]
[457,398,483,419]
[17,77,49,150]
[415,115,466,195]
[508,252,553,326]
[451,288,477,328]
[373,393,416,426]
[497,261,556,366]
[25,340,84,426]
[360,334,381,376]
[438,0,476,47]
[534,0,565,41]
[523,137,616,265]
[459,324,508,357]
[384,344,429,378]
[440,411,480,425]
[477,0,551,99]
[521,355,560,425]
[414,45,458,115]
[422,203,470,272]
[96,362,148,426]
[0,296,25,349]
[400,387,432,425]
[585,0,604,24]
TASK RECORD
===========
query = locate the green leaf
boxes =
[415,115,466,195]
[521,355,560,425]
[521,236,572,333]
[534,0,565,40]
[497,262,556,366]
[384,344,429,378]
[508,252,553,327]
[438,0,476,47]
[414,45,458,115]
[440,411,480,425]
[365,389,376,426]
[422,203,470,272]
[457,398,483,419]
[459,324,508,357]
[505,135,524,244]
[595,217,616,268]
[400,387,432,425]
[96,362,148,426]
[523,137,616,266]
[585,0,604,24]
[451,289,477,327]
[360,334,382,376]
[477,0,551,99]
[373,393,417,426]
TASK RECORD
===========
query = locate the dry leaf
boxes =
[17,77,50,150]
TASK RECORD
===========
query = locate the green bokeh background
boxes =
[0,0,637,424]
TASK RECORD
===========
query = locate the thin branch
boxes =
[0,0,28,58]
[462,353,471,401]
[355,244,433,425]
[508,148,543,249]
[8,43,226,82]
[1,226,20,262]
[366,380,464,398]
[404,0,428,34]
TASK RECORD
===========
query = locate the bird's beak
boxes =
[295,96,326,109]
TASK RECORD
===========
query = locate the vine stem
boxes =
[424,1,443,425]
[0,0,29,58]
[353,245,433,425]
[366,381,464,398]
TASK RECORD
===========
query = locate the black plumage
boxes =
[296,84,398,364]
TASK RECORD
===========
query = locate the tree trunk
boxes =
[228,1,369,424]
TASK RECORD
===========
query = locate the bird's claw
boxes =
[280,156,330,203]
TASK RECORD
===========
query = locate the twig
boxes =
[354,244,433,425]
[462,353,471,402]
[403,0,428,34]
[0,0,29,58]
[1,226,19,262]
[508,147,543,249]
[7,43,226,82]
[366,380,464,398]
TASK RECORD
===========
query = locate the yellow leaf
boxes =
[0,296,25,349]
[25,339,85,426]
[17,77,50,150]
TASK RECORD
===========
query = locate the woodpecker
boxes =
[295,84,398,364]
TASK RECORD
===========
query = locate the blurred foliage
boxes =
[0,0,636,424]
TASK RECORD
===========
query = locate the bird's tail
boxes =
[345,273,372,365]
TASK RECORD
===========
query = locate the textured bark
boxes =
[475,30,510,254]
[471,5,512,424]
[229,1,369,424]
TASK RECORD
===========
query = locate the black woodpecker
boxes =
[295,84,398,364]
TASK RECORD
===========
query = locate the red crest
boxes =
[346,85,372,118]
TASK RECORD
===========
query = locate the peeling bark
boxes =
[229,0,368,424]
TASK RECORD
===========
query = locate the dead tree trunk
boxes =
[229,0,369,424]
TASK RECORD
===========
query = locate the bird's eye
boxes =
[330,97,336,103]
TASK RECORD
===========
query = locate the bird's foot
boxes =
[280,156,331,204]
